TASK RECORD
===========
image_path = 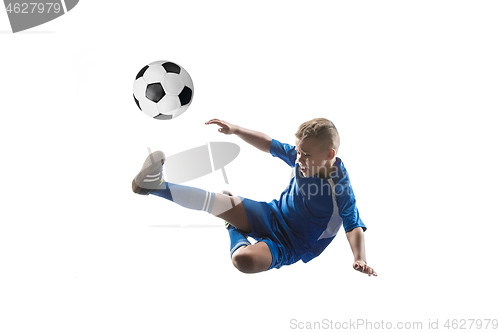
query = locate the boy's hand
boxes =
[353,260,377,277]
[205,119,239,135]
[206,119,272,153]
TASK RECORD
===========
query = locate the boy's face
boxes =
[295,137,336,178]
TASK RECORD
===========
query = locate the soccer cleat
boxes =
[132,151,166,195]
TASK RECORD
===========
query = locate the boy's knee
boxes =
[232,249,257,274]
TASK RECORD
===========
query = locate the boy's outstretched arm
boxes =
[205,119,272,153]
[346,227,377,276]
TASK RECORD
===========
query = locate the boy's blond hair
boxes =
[295,118,340,153]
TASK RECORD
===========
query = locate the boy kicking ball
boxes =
[132,118,376,276]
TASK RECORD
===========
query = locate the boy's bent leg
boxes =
[231,242,273,274]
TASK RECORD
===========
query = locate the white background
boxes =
[1,1,499,332]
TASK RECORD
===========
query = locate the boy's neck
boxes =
[317,158,337,179]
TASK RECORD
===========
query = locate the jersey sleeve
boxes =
[269,139,297,167]
[336,182,366,233]
[333,160,367,233]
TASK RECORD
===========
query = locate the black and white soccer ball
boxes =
[133,61,194,120]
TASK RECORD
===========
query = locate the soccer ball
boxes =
[133,60,194,120]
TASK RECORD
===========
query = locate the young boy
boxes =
[132,118,376,276]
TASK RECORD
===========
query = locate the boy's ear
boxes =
[327,148,336,160]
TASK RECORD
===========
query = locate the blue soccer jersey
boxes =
[267,139,366,263]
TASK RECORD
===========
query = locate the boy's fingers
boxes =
[208,120,230,131]
[366,266,377,276]
[205,119,221,125]
[353,262,377,276]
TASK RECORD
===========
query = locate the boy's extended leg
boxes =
[211,192,251,232]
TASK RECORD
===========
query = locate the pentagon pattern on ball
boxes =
[136,65,149,80]
[133,61,194,120]
[179,86,193,106]
[146,83,165,102]
[162,62,180,74]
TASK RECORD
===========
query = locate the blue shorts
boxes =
[241,197,300,270]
